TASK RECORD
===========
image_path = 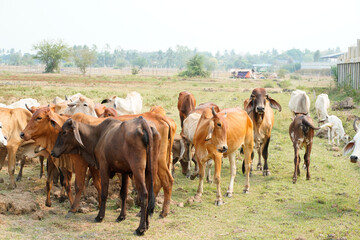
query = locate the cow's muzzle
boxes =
[350,155,358,163]
[20,132,25,139]
[50,151,60,158]
[218,146,228,153]
[256,107,265,113]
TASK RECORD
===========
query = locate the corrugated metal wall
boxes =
[337,62,360,90]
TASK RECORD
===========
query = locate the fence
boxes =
[0,65,230,78]
[337,39,360,89]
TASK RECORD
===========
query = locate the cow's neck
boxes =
[78,123,100,155]
[253,112,265,127]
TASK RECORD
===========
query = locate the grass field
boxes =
[0,73,359,240]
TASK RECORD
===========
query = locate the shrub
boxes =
[131,67,140,75]
[279,80,291,88]
[178,54,210,78]
[277,69,288,79]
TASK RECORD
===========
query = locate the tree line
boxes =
[0,39,341,74]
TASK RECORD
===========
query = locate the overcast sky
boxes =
[0,0,359,54]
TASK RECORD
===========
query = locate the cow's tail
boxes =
[302,118,320,130]
[319,122,333,130]
[139,116,156,217]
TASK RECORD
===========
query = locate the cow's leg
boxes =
[213,154,224,206]
[89,166,101,209]
[67,160,88,216]
[194,160,205,200]
[206,160,213,183]
[157,163,173,218]
[226,153,236,197]
[16,155,26,182]
[62,169,74,206]
[262,137,271,176]
[186,143,193,178]
[327,128,331,145]
[256,145,262,171]
[305,144,312,180]
[0,147,8,170]
[7,145,19,189]
[243,144,253,193]
[133,170,148,236]
[39,156,44,179]
[95,167,110,223]
[45,159,56,207]
[293,145,300,184]
[117,173,129,222]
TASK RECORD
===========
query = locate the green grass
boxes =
[0,74,359,239]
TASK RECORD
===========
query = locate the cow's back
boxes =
[288,90,310,114]
[0,108,32,144]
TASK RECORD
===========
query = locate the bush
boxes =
[279,80,291,88]
[277,69,288,79]
[131,67,140,75]
[263,81,275,88]
[290,74,301,80]
[178,54,210,78]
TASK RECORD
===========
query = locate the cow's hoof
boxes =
[243,189,249,194]
[263,170,270,176]
[94,216,103,222]
[206,178,213,184]
[58,196,67,203]
[293,179,297,184]
[16,175,22,182]
[45,201,52,207]
[257,165,262,171]
[8,183,16,189]
[190,174,197,180]
[65,211,75,219]
[134,228,145,236]
[159,211,168,218]
[225,192,232,198]
[214,199,224,206]
[306,177,310,180]
[116,215,126,222]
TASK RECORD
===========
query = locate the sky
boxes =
[0,0,359,54]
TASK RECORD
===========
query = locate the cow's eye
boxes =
[36,117,42,121]
[83,103,88,107]
[217,123,221,127]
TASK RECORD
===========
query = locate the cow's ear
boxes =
[71,120,85,148]
[49,118,62,132]
[205,121,214,141]
[266,95,282,112]
[245,99,254,114]
[343,141,355,155]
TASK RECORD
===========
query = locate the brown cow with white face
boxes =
[244,88,281,176]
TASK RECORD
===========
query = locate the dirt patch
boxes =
[0,190,39,215]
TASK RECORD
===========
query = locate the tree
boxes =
[178,54,209,78]
[33,39,70,73]
[132,56,147,69]
[73,46,97,75]
[313,50,320,62]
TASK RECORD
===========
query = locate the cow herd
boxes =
[0,88,359,235]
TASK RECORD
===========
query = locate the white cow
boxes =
[0,122,7,146]
[1,98,40,110]
[320,115,349,146]
[102,91,142,115]
[344,118,360,165]
[288,90,310,115]
[315,94,330,123]
[64,96,97,117]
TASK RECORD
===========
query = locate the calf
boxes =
[320,115,349,146]
[244,88,281,176]
[315,93,330,124]
[192,107,253,205]
[289,114,319,183]
[344,118,360,164]
[51,117,160,236]
[177,91,196,130]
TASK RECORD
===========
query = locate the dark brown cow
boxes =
[289,113,319,183]
[178,91,196,130]
[51,117,160,236]
[244,88,281,176]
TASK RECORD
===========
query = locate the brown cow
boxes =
[244,88,282,176]
[289,113,319,183]
[99,107,118,118]
[20,107,102,215]
[0,107,34,188]
[191,107,253,205]
[51,117,160,236]
[178,91,196,130]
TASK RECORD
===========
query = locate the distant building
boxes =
[301,62,336,70]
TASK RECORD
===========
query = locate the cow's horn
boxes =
[25,104,32,113]
[211,106,217,116]
[353,118,360,132]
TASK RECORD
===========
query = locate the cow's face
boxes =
[0,122,7,146]
[21,107,56,141]
[66,97,97,117]
[206,108,228,153]
[245,88,282,114]
[99,108,118,118]
[344,131,360,163]
[101,96,116,109]
[51,119,83,158]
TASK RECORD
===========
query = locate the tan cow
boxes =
[191,107,253,205]
[244,88,281,176]
[0,108,34,188]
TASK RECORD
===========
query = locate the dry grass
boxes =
[0,74,359,239]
